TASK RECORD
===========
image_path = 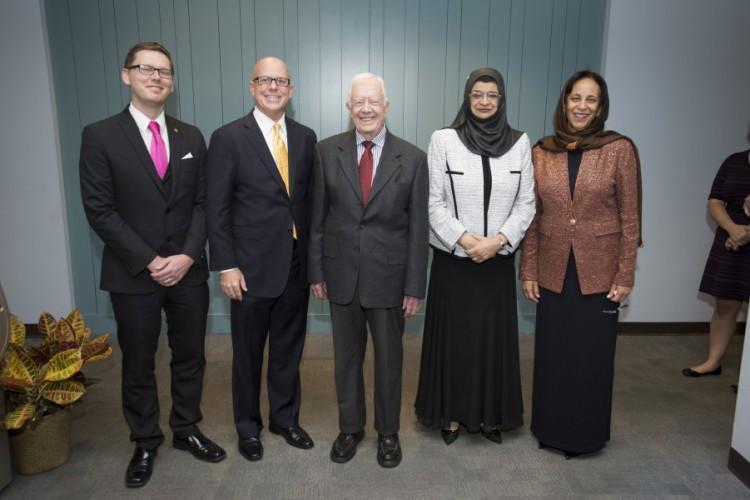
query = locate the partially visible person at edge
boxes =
[519,69,642,459]
[414,67,535,446]
[683,145,750,380]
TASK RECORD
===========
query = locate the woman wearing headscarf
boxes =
[520,70,641,458]
[415,68,536,445]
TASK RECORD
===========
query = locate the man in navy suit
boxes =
[80,41,226,489]
[206,57,317,462]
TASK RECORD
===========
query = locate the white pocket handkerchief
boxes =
[181,152,194,160]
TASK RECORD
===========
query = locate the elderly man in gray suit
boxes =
[309,73,428,468]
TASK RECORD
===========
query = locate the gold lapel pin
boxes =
[173,128,178,133]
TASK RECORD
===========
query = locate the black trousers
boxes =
[329,290,405,436]
[110,281,209,449]
[230,244,309,439]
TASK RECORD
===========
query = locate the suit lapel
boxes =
[166,116,180,204]
[336,130,362,204]
[243,113,289,199]
[367,132,401,204]
[118,110,166,197]
[287,119,300,199]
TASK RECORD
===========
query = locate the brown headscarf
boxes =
[539,70,643,245]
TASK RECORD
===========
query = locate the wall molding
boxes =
[617,322,746,335]
[728,447,750,490]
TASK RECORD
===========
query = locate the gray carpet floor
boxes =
[1,332,748,499]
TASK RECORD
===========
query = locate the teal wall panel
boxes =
[239,0,258,115]
[218,0,245,124]
[254,0,285,58]
[382,0,406,137]
[173,0,196,124]
[319,0,343,137]
[137,0,162,41]
[416,0,448,149]
[44,0,608,334]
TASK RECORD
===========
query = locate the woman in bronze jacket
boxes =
[520,70,641,458]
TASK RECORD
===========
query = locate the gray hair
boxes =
[347,72,389,104]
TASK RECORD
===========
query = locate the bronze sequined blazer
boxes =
[519,139,640,294]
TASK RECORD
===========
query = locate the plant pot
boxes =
[9,409,72,475]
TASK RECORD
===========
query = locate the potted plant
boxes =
[0,309,111,474]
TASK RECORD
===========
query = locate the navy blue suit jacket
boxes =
[205,112,316,298]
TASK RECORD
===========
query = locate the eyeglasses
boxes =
[253,76,291,88]
[469,91,500,101]
[126,64,174,79]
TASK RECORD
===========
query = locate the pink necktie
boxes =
[148,121,168,179]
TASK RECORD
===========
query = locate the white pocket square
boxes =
[181,152,194,160]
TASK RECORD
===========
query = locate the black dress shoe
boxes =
[480,425,502,444]
[238,436,263,462]
[173,431,227,463]
[682,366,722,377]
[269,424,314,449]
[330,430,365,463]
[125,447,157,488]
[441,428,459,445]
[377,433,402,468]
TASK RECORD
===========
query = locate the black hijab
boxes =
[450,67,522,158]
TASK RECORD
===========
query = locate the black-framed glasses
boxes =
[126,64,174,79]
[253,76,291,88]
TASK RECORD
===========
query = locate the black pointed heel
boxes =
[441,428,459,445]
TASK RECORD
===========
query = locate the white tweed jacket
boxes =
[428,128,536,257]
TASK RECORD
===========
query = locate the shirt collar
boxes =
[129,103,166,134]
[253,108,286,135]
[356,126,386,149]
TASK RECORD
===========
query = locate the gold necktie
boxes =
[272,123,296,239]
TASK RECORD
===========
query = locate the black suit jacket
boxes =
[79,108,209,293]
[308,130,429,308]
[205,112,317,298]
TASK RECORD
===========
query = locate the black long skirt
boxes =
[415,249,523,432]
[531,253,619,453]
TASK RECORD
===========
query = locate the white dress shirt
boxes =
[253,107,287,155]
[129,103,170,161]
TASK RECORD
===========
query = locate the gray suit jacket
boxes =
[308,129,429,308]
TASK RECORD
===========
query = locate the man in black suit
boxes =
[206,57,317,462]
[309,73,429,468]
[80,42,225,488]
